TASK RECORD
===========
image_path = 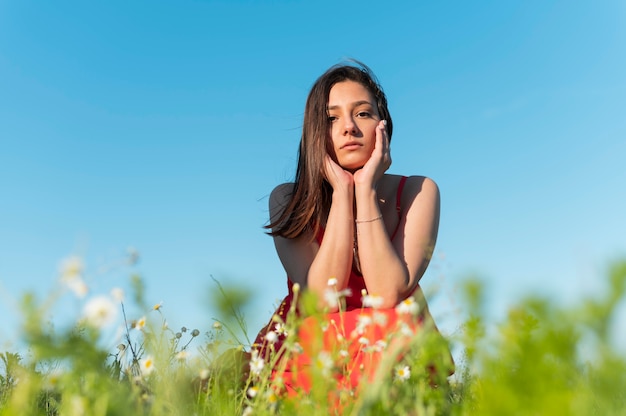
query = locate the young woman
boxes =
[253,61,450,395]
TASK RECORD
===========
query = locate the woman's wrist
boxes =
[354,183,377,202]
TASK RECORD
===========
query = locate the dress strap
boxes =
[390,176,408,240]
[396,176,407,216]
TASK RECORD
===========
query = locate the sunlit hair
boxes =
[267,61,393,239]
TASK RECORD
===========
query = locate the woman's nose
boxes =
[343,117,358,135]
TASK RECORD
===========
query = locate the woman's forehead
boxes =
[328,81,375,106]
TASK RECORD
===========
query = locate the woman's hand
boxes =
[353,120,391,189]
[324,155,354,194]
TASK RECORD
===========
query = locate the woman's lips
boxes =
[341,142,362,150]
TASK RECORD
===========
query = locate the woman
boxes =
[253,61,450,396]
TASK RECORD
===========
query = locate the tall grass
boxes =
[1,255,625,415]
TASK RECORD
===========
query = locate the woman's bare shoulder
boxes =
[406,175,439,192]
[381,174,438,191]
[268,183,295,219]
[270,182,295,203]
[403,176,440,210]
[381,174,439,204]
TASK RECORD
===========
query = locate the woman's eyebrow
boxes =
[327,100,374,111]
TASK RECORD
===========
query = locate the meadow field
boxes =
[1,256,625,415]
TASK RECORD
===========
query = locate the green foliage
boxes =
[0,256,625,415]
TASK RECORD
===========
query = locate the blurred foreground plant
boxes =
[0,254,624,415]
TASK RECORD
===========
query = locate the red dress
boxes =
[253,177,447,395]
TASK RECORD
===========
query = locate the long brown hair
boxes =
[267,61,393,239]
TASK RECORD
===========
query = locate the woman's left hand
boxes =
[353,120,391,189]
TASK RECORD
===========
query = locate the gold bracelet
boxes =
[355,215,383,224]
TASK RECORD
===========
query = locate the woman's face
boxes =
[327,80,381,172]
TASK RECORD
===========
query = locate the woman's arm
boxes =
[352,120,440,307]
[355,176,440,307]
[269,179,354,311]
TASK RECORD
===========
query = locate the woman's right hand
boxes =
[324,155,354,195]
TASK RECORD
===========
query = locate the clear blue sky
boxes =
[1,1,625,350]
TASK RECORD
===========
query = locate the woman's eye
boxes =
[356,111,371,118]
[328,115,338,122]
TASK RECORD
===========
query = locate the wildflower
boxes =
[355,314,373,334]
[274,322,288,336]
[264,331,278,344]
[135,316,147,330]
[327,277,338,287]
[362,294,384,309]
[395,365,411,382]
[399,322,415,337]
[191,329,200,337]
[324,287,352,307]
[358,337,370,346]
[199,369,210,380]
[65,277,89,298]
[44,370,62,391]
[339,349,349,358]
[396,296,419,315]
[247,386,259,398]
[372,311,389,326]
[213,321,222,330]
[59,255,84,279]
[374,340,387,352]
[59,256,88,298]
[176,350,188,361]
[153,301,163,311]
[292,282,300,293]
[140,356,155,377]
[242,406,253,416]
[315,351,334,376]
[110,287,124,302]
[266,391,278,404]
[249,350,265,376]
[82,295,117,328]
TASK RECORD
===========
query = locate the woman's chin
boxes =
[344,166,364,174]
[339,161,366,173]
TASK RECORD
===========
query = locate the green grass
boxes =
[1,257,625,415]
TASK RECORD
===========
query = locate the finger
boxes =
[373,120,385,156]
[381,120,389,154]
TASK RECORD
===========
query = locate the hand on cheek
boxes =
[354,120,390,187]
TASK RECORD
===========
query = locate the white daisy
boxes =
[247,386,259,398]
[356,314,373,334]
[395,365,411,382]
[110,287,124,302]
[249,350,265,376]
[140,356,155,377]
[315,351,334,376]
[264,331,278,344]
[135,316,147,330]
[82,295,117,328]
[362,294,384,309]
[396,296,419,315]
